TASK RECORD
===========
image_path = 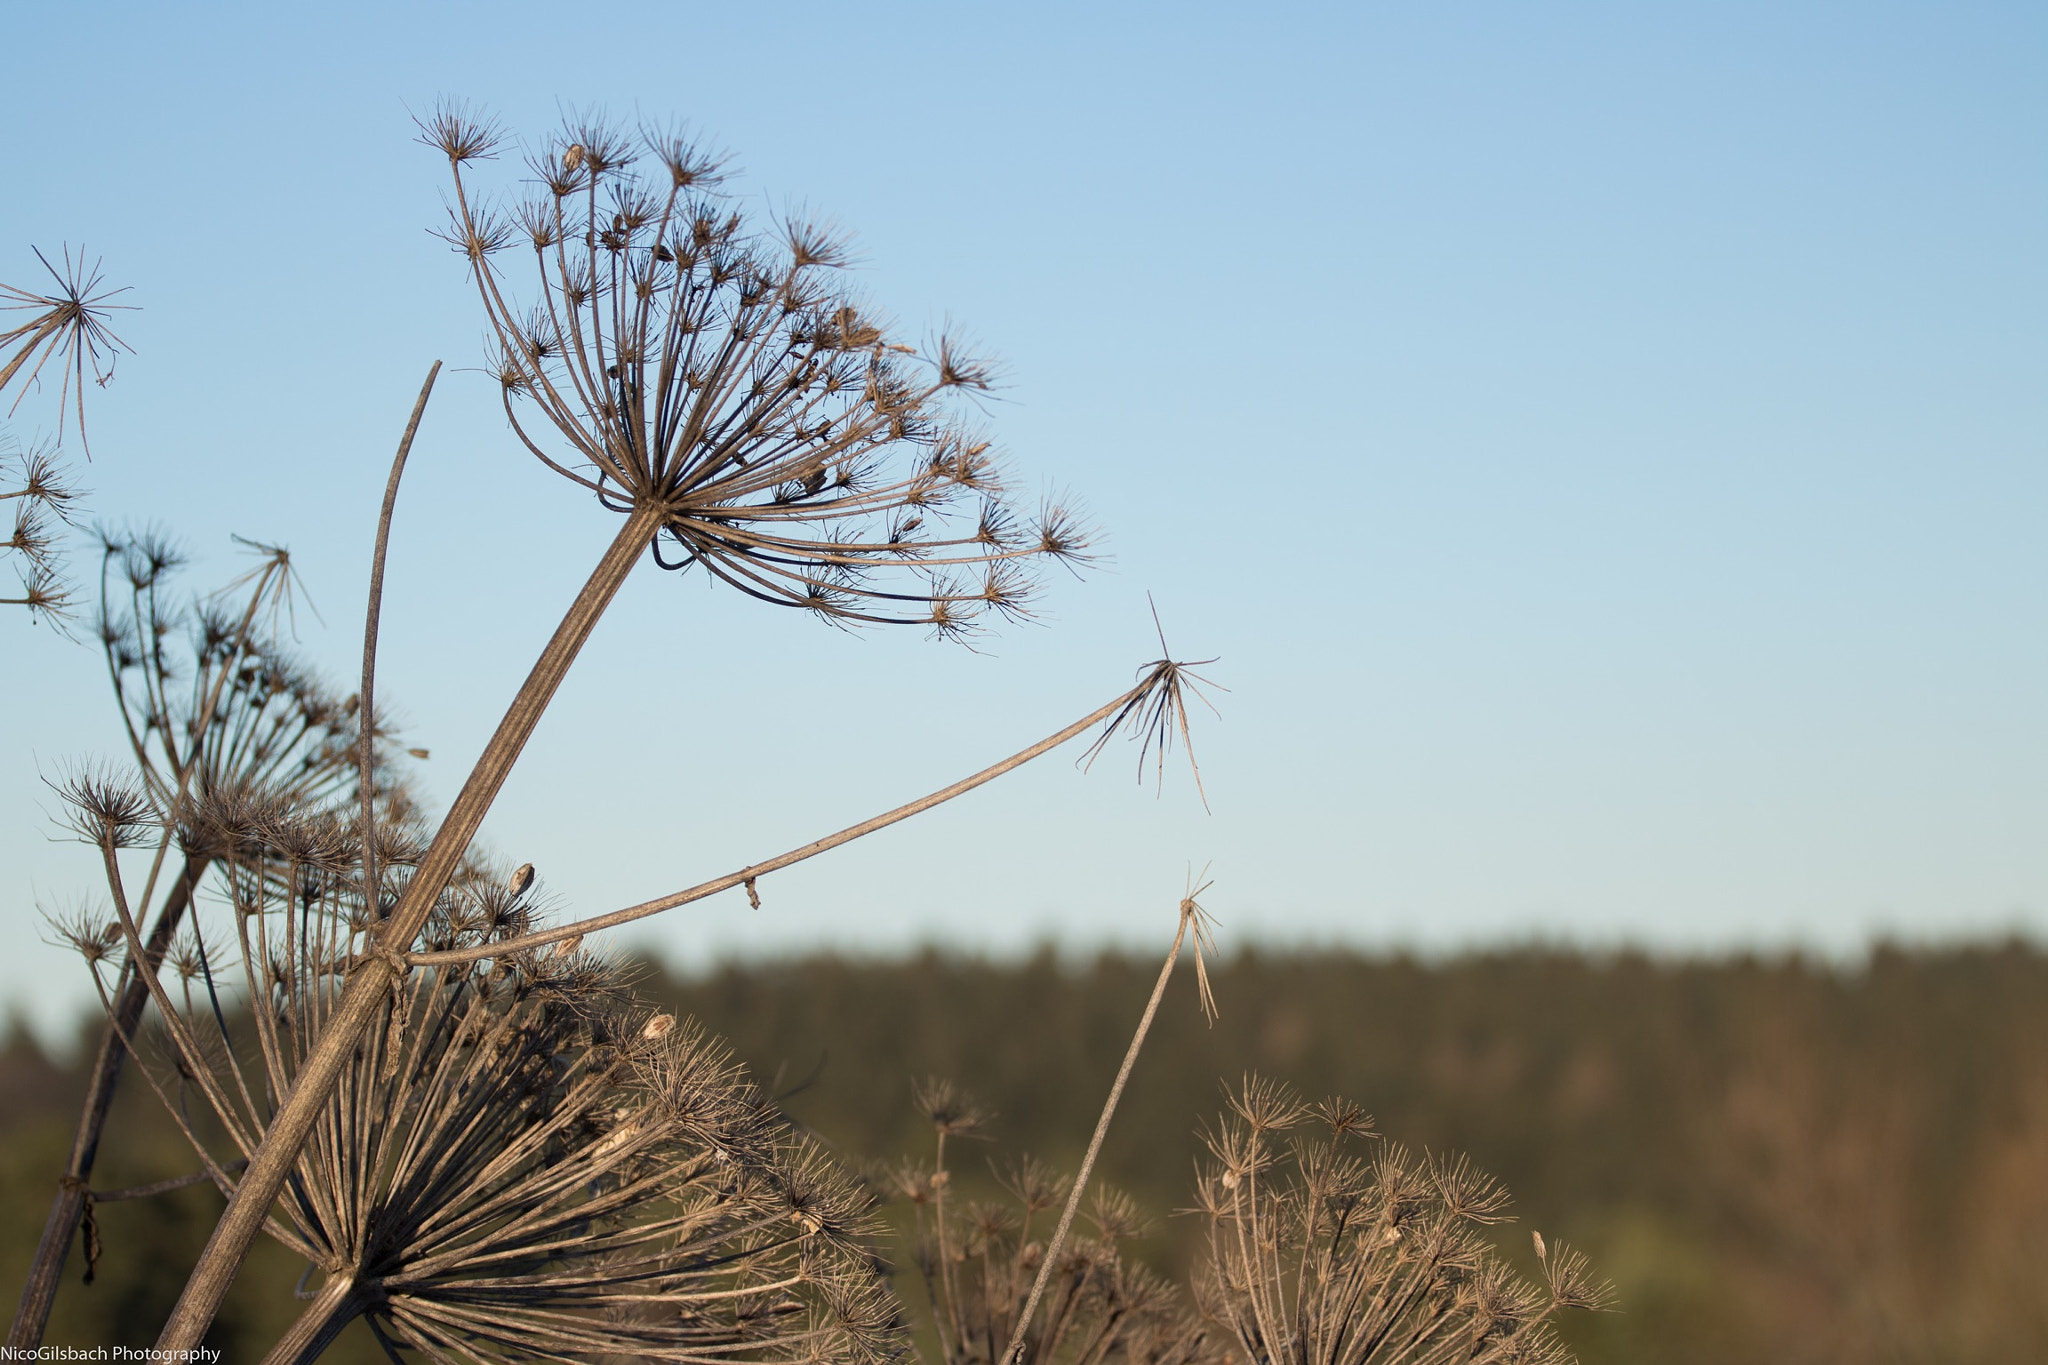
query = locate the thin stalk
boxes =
[8,857,207,1348]
[359,363,440,918]
[405,673,1161,966]
[156,500,666,1352]
[997,897,1208,1365]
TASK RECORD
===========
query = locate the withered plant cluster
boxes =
[108,103,1223,1363]
[9,103,1602,1365]
[2,245,131,618]
[16,540,407,1343]
[1191,1080,1609,1365]
[58,773,891,1365]
[895,1081,1210,1365]
[893,1078,1607,1365]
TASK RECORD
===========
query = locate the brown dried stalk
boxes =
[407,658,1216,967]
[995,889,1219,1365]
[355,362,439,934]
[157,105,1116,1350]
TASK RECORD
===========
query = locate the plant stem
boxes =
[405,675,1158,966]
[997,903,1198,1365]
[8,856,207,1349]
[155,500,665,1351]
[359,363,440,920]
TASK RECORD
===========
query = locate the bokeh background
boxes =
[3,2,2043,1361]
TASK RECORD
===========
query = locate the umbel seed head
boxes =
[424,104,1094,641]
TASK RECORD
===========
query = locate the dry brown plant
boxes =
[10,537,406,1349]
[1,247,132,620]
[894,1116,1212,1365]
[1189,1079,1609,1365]
[1,431,81,618]
[48,777,895,1365]
[887,890,1220,1365]
[149,106,1217,1354]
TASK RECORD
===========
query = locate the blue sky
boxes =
[3,1,2043,1036]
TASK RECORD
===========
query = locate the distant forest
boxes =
[6,943,2045,1365]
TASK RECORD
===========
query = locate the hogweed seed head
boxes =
[914,1076,991,1141]
[54,765,158,848]
[1190,1076,1612,1365]
[426,104,1094,639]
[896,1093,1217,1365]
[2,245,134,458]
[92,842,897,1365]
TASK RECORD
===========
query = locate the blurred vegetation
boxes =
[8,941,2048,1364]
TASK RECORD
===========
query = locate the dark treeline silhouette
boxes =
[7,942,2047,1364]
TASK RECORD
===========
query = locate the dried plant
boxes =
[92,531,392,812]
[2,431,80,618]
[1,246,132,450]
[893,1106,1213,1365]
[147,108,1214,1352]
[1,247,133,621]
[879,891,1219,1365]
[1189,1079,1610,1365]
[403,661,1218,969]
[11,540,407,1351]
[982,891,1217,1365]
[427,105,1086,637]
[56,789,897,1365]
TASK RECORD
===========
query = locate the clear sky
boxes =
[3,1,2043,1038]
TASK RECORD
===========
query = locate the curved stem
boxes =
[360,363,441,915]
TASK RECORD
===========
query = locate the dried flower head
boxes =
[1190,1077,1611,1365]
[2,433,81,620]
[54,765,159,849]
[91,532,394,822]
[42,901,125,971]
[1081,604,1224,808]
[897,1090,1215,1365]
[98,846,897,1365]
[1,245,133,456]
[423,105,1091,638]
[916,1076,994,1143]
